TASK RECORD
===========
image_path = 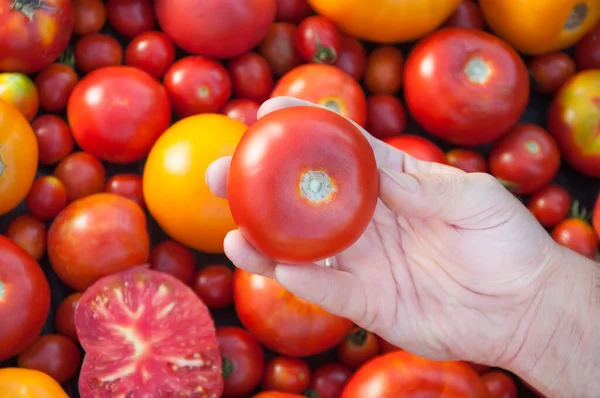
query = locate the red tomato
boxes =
[31,114,75,165]
[364,46,404,95]
[0,0,74,74]
[217,327,265,398]
[124,31,175,79]
[594,194,600,241]
[335,34,367,81]
[68,66,171,164]
[72,0,107,35]
[74,267,223,396]
[164,56,232,117]
[366,94,406,139]
[222,99,260,125]
[552,216,598,259]
[528,185,571,228]
[306,363,353,398]
[104,173,145,209]
[446,149,488,173]
[337,327,380,369]
[155,0,276,59]
[74,33,123,74]
[34,63,78,113]
[234,270,352,357]
[296,16,341,64]
[574,23,600,70]
[0,72,39,121]
[17,334,81,384]
[276,0,312,23]
[444,0,485,30]
[26,176,68,221]
[54,292,82,343]
[48,193,150,291]
[341,351,491,398]
[405,28,529,146]
[228,106,378,263]
[254,393,305,398]
[529,52,576,94]
[149,240,196,284]
[384,135,448,164]
[272,63,367,126]
[262,357,311,394]
[191,265,234,309]
[0,235,50,362]
[5,214,47,261]
[106,0,155,38]
[228,53,274,103]
[376,336,401,353]
[482,371,517,398]
[464,362,491,375]
[53,152,106,202]
[259,23,303,76]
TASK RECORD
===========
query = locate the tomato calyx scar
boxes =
[464,56,491,85]
[0,146,5,177]
[221,357,234,379]
[313,33,338,65]
[299,170,335,203]
[10,0,44,20]
[524,140,540,154]
[564,3,588,31]
[197,85,210,98]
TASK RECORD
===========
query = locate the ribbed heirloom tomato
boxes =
[227,106,378,264]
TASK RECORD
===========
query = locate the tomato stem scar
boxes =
[197,85,209,98]
[10,0,43,20]
[464,56,491,84]
[222,358,234,379]
[299,170,335,203]
[564,3,588,31]
[525,140,540,154]
[320,99,341,113]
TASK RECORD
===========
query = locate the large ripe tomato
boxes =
[234,270,353,357]
[306,363,353,398]
[0,0,74,73]
[262,357,311,394]
[143,114,246,254]
[0,235,50,362]
[48,193,150,291]
[0,99,38,216]
[480,0,600,55]
[67,66,171,164]
[341,351,491,398]
[192,265,234,309]
[271,63,367,126]
[259,23,303,77]
[308,0,460,43]
[75,267,223,396]
[336,327,380,369]
[383,135,447,165]
[547,70,600,177]
[5,213,47,261]
[0,368,68,397]
[529,52,576,95]
[0,72,39,121]
[575,23,600,70]
[34,62,78,113]
[528,184,572,228]
[17,334,81,384]
[228,106,378,264]
[404,28,529,147]
[149,240,196,284]
[31,114,75,165]
[155,0,276,59]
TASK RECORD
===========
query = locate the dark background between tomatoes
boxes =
[1,5,599,398]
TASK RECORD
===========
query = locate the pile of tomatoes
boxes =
[1,0,600,396]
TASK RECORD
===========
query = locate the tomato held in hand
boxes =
[222,99,260,126]
[5,214,47,261]
[337,327,380,369]
[106,0,155,38]
[276,0,312,24]
[53,152,106,202]
[384,135,447,165]
[72,0,107,35]
[528,185,571,228]
[0,368,68,397]
[306,363,353,398]
[75,267,223,396]
[405,28,529,146]
[26,176,68,221]
[48,193,150,291]
[74,33,124,74]
[125,31,175,79]
[54,292,82,342]
[17,334,81,384]
[259,23,303,77]
[228,53,274,103]
[32,114,75,165]
[482,371,518,398]
[34,63,78,113]
[444,0,485,30]
[334,34,367,81]
[296,16,341,64]
[529,52,576,95]
[364,46,404,95]
[574,24,600,70]
[0,72,39,121]
[0,235,50,362]
[105,173,145,209]
[262,357,311,394]
[228,106,378,264]
[366,94,406,139]
[192,265,234,309]
[149,240,196,284]
[446,149,487,173]
[552,210,598,259]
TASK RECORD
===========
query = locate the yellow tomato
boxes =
[0,73,39,121]
[0,368,69,398]
[307,0,461,43]
[480,0,600,55]
[143,114,246,253]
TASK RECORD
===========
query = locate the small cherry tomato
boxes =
[276,0,312,24]
[31,115,75,165]
[489,123,561,195]
[529,52,576,94]
[384,135,447,164]
[54,152,106,202]
[364,46,404,95]
[296,15,341,64]
[55,292,83,343]
[306,363,353,398]
[17,334,81,384]
[528,185,571,228]
[26,176,69,221]
[149,240,196,284]
[5,214,47,261]
[262,357,311,394]
[73,0,107,35]
[376,336,401,353]
[222,99,260,125]
[366,94,406,139]
[105,174,145,209]
[335,34,367,81]
[574,24,600,71]
[75,33,123,74]
[192,265,234,309]
[106,0,156,38]
[259,23,303,76]
[444,0,485,30]
[481,371,518,398]
[0,73,39,121]
[227,106,378,264]
[34,63,79,113]
[337,327,380,369]
[125,31,175,79]
[228,53,274,103]
[446,148,488,173]
[552,209,598,259]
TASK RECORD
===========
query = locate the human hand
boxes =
[205,96,560,368]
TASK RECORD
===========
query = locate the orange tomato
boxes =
[0,99,38,216]
[307,0,461,43]
[0,368,69,398]
[480,0,600,55]
[143,114,246,253]
[0,73,39,121]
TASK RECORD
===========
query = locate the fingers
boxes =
[205,156,231,199]
[223,230,276,278]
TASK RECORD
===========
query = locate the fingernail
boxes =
[380,168,419,193]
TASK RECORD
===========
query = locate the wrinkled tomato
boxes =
[262,357,311,394]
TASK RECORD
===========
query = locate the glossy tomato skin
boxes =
[17,334,81,384]
[307,363,353,398]
[125,30,175,79]
[156,0,276,59]
[405,28,529,146]
[341,350,491,398]
[31,114,75,165]
[228,53,274,103]
[222,99,260,125]
[34,63,78,113]
[529,52,576,94]
[106,0,155,38]
[337,327,380,369]
[259,23,303,76]
[53,152,106,202]
[0,72,39,121]
[276,0,312,23]
[54,292,82,342]
[228,106,378,264]
[72,0,107,35]
[296,15,341,64]
[68,66,171,164]
[104,173,145,209]
[528,185,571,228]
[217,327,265,398]
[262,357,311,394]
[0,0,74,73]
[254,392,305,398]
[446,149,488,173]
[364,46,404,95]
[0,235,50,362]
[552,217,598,259]
[366,94,406,139]
[26,176,68,220]
[234,270,353,357]
[48,193,150,291]
[149,240,196,284]
[482,371,518,398]
[192,265,234,309]
[0,368,68,397]
[384,135,447,164]
[335,34,367,81]
[74,33,124,74]
[5,214,47,261]
[444,0,484,29]
[575,24,600,70]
